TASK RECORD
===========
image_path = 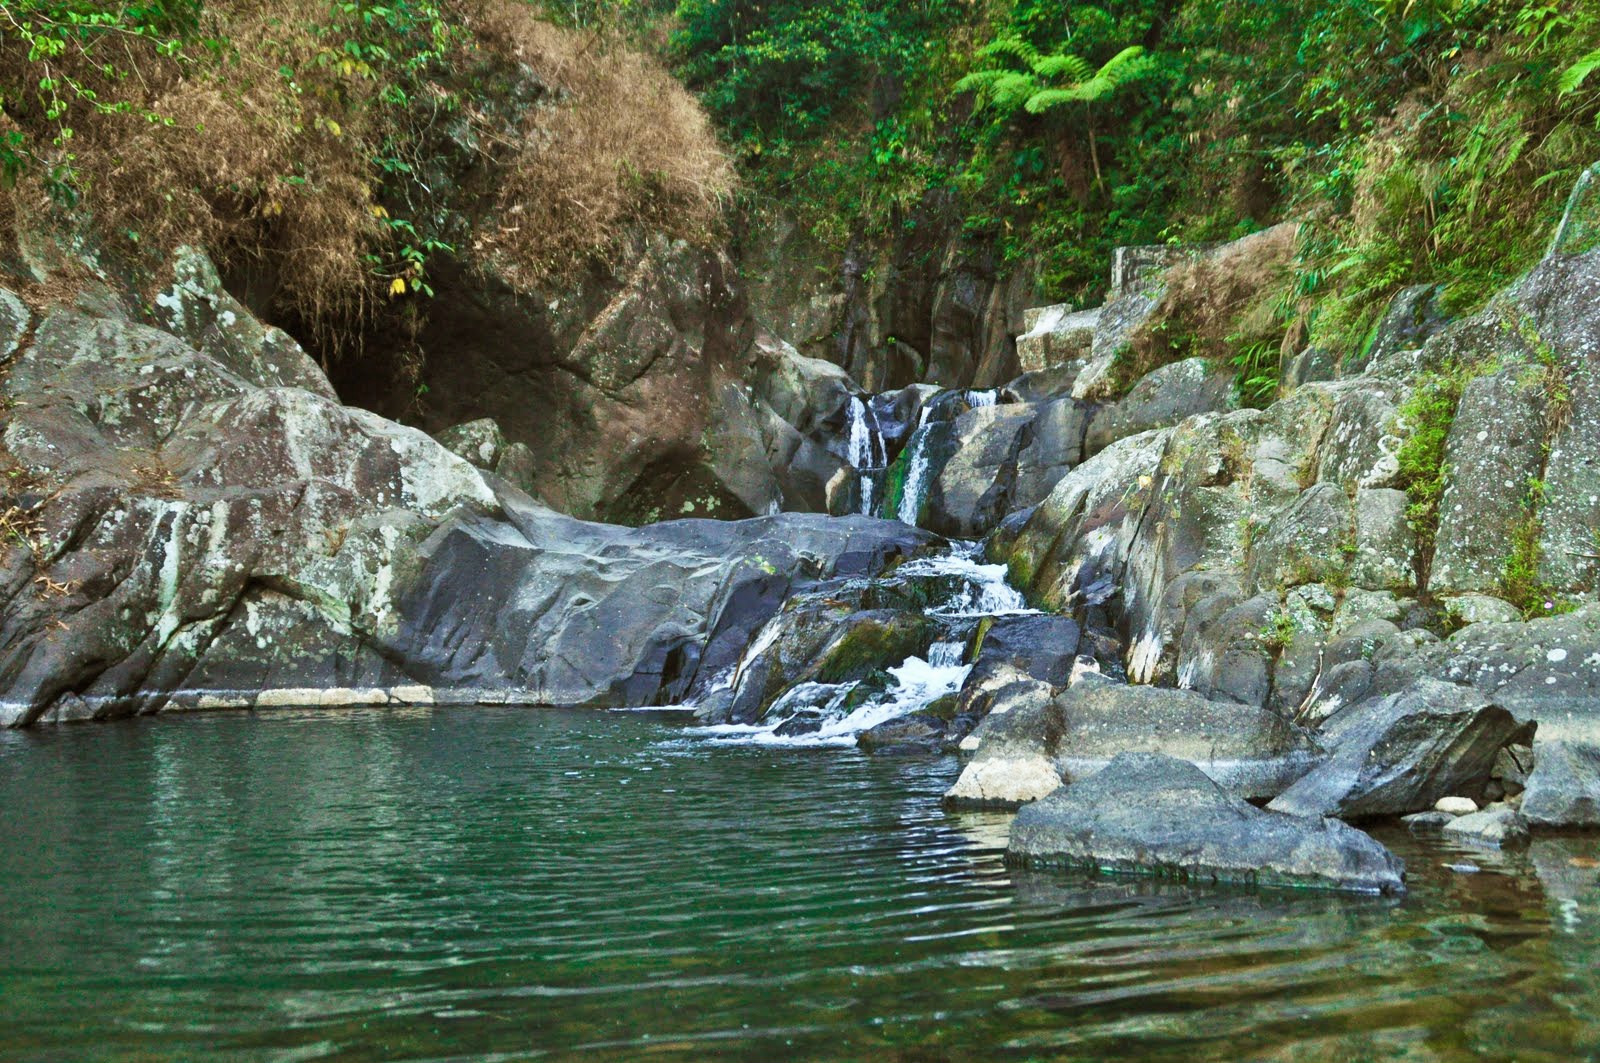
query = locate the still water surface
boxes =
[3,707,1600,1059]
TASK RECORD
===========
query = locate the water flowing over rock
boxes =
[1006,752,1407,896]
[688,540,1036,749]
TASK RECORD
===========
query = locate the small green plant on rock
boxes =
[1394,361,1476,560]
[1259,609,1297,653]
[1499,477,1574,618]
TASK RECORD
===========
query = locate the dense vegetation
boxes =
[3,1,1599,387]
[670,0,1600,359]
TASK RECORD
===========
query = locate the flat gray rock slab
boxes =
[1007,752,1406,895]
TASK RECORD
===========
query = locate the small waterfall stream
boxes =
[895,425,939,525]
[834,387,1004,525]
[692,541,1035,748]
[844,396,888,516]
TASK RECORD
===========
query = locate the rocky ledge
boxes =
[1007,752,1407,895]
[0,242,932,727]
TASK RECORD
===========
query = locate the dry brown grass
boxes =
[466,1,734,286]
[0,0,732,355]
[1118,221,1298,387]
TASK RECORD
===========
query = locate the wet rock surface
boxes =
[1006,752,1407,895]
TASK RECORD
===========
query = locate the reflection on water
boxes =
[2,708,1600,1059]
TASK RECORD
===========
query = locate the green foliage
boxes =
[0,1,203,189]
[1394,361,1475,560]
[1230,339,1281,408]
[1260,609,1297,653]
[954,39,1151,116]
[1499,479,1574,618]
[1561,48,1600,96]
[671,0,1600,336]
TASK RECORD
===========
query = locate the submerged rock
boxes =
[1441,806,1532,850]
[1007,752,1406,895]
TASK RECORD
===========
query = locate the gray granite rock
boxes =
[1007,752,1406,895]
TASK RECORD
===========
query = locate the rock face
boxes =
[1007,752,1407,895]
[0,242,934,726]
[740,211,1036,392]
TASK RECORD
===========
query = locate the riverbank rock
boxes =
[945,678,1322,809]
[1267,680,1522,820]
[0,241,939,726]
[1007,752,1406,895]
[397,503,936,712]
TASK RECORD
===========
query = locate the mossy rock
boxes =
[813,612,938,684]
[923,693,961,721]
[839,671,894,712]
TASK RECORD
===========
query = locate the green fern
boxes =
[957,43,1151,116]
[1031,53,1093,82]
[1559,48,1600,95]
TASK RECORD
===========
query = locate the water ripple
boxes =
[3,708,1600,1059]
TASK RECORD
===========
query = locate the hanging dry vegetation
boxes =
[0,0,733,350]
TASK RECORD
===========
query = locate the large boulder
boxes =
[394,503,936,711]
[943,679,1069,809]
[1016,304,1098,374]
[1048,681,1323,799]
[0,256,499,727]
[1267,680,1523,819]
[925,404,1034,537]
[1084,357,1238,458]
[1007,752,1407,895]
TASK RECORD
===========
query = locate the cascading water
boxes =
[844,396,888,516]
[896,426,936,526]
[845,396,875,469]
[691,541,1033,748]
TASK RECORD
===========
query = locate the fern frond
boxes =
[1025,87,1091,113]
[978,36,1038,67]
[953,69,1009,94]
[1559,48,1600,96]
[1094,45,1153,86]
[987,72,1040,111]
[1031,53,1092,82]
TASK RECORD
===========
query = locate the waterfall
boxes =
[896,425,935,526]
[895,544,1033,617]
[688,542,1034,748]
[844,396,887,516]
[965,388,998,409]
[845,396,875,470]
